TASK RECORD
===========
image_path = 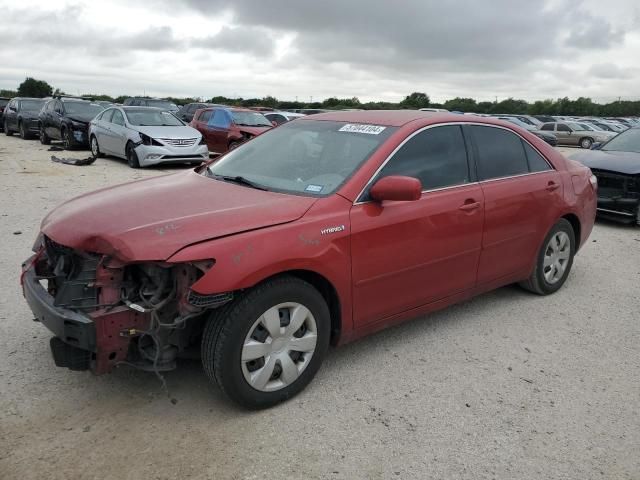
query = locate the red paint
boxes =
[190,107,272,154]
[32,111,596,358]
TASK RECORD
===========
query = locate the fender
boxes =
[167,195,355,335]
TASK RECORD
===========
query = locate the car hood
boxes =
[570,150,640,175]
[68,114,96,123]
[134,125,202,139]
[41,170,317,262]
[237,125,272,136]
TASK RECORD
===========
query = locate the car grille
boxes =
[159,138,198,147]
[591,169,640,215]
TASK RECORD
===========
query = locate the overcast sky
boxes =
[1,0,639,103]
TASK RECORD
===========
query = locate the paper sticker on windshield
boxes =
[305,184,324,193]
[338,124,386,135]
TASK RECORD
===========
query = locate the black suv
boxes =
[3,97,46,139]
[39,97,104,148]
[123,97,179,112]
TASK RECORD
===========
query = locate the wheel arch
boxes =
[561,213,581,249]
[252,269,343,345]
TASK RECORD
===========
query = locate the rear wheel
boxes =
[580,137,593,149]
[4,120,12,136]
[39,127,51,145]
[126,142,140,168]
[520,218,575,295]
[201,276,331,409]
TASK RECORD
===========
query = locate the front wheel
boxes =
[90,135,103,158]
[580,137,593,149]
[126,142,140,168]
[520,218,575,295]
[201,276,331,409]
[19,122,29,139]
[39,127,51,145]
[4,121,12,136]
[62,128,73,149]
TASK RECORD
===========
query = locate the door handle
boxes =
[546,181,560,192]
[459,200,481,212]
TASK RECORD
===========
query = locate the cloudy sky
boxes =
[1,0,639,103]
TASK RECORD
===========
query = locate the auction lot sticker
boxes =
[338,124,386,135]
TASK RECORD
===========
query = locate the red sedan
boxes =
[190,106,273,155]
[21,111,596,408]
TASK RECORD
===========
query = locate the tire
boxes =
[201,275,331,409]
[228,141,241,151]
[19,121,29,139]
[520,218,575,295]
[90,135,103,158]
[126,142,140,168]
[62,128,73,150]
[4,121,12,136]
[580,137,593,149]
[39,127,51,145]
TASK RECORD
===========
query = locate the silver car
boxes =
[88,106,209,168]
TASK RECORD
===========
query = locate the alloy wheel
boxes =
[543,231,570,284]
[91,137,99,157]
[241,302,318,392]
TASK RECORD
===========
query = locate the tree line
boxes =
[2,77,639,117]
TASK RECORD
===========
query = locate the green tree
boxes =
[494,98,529,114]
[443,97,477,112]
[17,77,53,97]
[399,92,430,109]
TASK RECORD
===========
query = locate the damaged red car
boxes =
[190,106,273,155]
[21,111,597,409]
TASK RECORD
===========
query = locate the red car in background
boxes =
[190,106,273,155]
[21,111,596,409]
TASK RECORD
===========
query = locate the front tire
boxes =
[62,128,73,149]
[39,127,51,145]
[19,121,29,139]
[4,120,12,136]
[126,142,140,168]
[520,218,575,295]
[201,276,331,409]
[90,135,103,158]
[580,137,593,149]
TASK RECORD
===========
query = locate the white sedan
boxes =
[89,107,209,168]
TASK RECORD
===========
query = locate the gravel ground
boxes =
[0,135,638,480]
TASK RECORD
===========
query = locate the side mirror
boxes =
[369,176,422,202]
[591,142,602,150]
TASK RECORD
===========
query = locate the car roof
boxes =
[298,110,478,127]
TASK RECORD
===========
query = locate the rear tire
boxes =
[4,120,12,136]
[580,137,593,149]
[126,142,140,168]
[520,218,575,295]
[19,121,30,139]
[201,276,331,409]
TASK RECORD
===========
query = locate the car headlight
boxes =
[139,133,162,146]
[71,120,86,130]
[198,136,206,145]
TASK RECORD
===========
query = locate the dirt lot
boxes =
[0,134,638,480]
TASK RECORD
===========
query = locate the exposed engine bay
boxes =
[28,235,231,375]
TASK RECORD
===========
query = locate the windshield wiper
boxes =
[209,172,269,191]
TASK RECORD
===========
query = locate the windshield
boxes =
[231,111,272,127]
[125,109,184,126]
[206,120,397,195]
[65,102,104,116]
[147,100,178,110]
[21,100,45,111]
[601,128,640,153]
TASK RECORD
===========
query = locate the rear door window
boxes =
[199,110,212,123]
[374,125,470,191]
[469,125,529,180]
